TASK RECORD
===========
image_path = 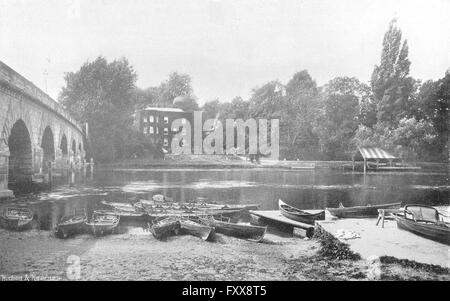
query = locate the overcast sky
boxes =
[1,0,449,104]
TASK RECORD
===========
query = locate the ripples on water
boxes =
[1,168,448,231]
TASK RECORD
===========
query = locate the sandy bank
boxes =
[1,227,449,281]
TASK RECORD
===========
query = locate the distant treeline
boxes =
[60,19,449,163]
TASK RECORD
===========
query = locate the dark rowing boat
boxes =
[179,219,215,241]
[149,217,180,240]
[0,206,34,231]
[278,199,325,224]
[101,201,150,222]
[55,209,87,238]
[394,205,450,245]
[86,211,120,236]
[198,217,266,242]
[326,202,401,218]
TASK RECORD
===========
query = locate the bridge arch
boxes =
[8,119,33,183]
[60,134,68,158]
[41,126,55,172]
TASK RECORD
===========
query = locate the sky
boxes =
[0,0,449,105]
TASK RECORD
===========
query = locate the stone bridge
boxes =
[0,60,85,198]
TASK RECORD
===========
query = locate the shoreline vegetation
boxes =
[99,155,449,172]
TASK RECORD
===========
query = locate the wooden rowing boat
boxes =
[179,219,215,241]
[198,217,266,242]
[326,202,401,218]
[135,199,259,212]
[394,205,450,245]
[149,217,180,240]
[55,209,87,238]
[146,208,245,221]
[278,199,325,224]
[0,206,34,231]
[86,211,120,236]
[101,201,137,212]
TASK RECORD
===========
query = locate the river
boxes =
[4,167,449,231]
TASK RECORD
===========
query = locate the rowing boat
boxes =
[198,217,266,242]
[101,201,136,212]
[0,206,34,231]
[278,199,325,224]
[135,199,259,212]
[326,202,401,218]
[179,219,215,241]
[146,208,245,221]
[394,205,450,245]
[149,217,180,240]
[86,211,120,236]
[55,209,87,238]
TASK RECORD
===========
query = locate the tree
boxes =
[59,56,140,162]
[202,99,223,120]
[282,71,320,159]
[391,117,437,161]
[317,77,370,159]
[228,97,250,120]
[432,72,450,162]
[248,81,284,119]
[173,95,199,112]
[371,19,413,126]
[133,87,159,110]
[158,72,193,106]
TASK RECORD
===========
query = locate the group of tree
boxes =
[196,19,448,162]
[59,19,448,163]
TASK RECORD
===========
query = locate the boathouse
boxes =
[353,147,400,172]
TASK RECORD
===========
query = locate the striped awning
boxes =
[358,147,397,160]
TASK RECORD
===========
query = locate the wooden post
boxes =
[363,158,366,174]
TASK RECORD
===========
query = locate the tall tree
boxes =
[59,56,139,162]
[158,72,194,106]
[248,81,284,119]
[318,77,370,159]
[371,19,413,126]
[282,71,320,159]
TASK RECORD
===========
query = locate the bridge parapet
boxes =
[0,60,83,133]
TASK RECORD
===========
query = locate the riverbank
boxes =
[1,228,448,281]
[100,155,449,172]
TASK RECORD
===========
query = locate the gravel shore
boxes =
[1,228,448,281]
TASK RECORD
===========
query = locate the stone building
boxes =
[133,107,193,153]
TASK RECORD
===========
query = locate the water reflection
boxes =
[1,168,448,231]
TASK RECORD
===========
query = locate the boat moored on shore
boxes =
[0,206,34,231]
[327,202,402,218]
[54,209,87,238]
[278,199,325,224]
[179,219,215,241]
[198,216,266,242]
[394,205,450,245]
[86,211,120,236]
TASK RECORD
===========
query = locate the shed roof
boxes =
[357,147,397,160]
